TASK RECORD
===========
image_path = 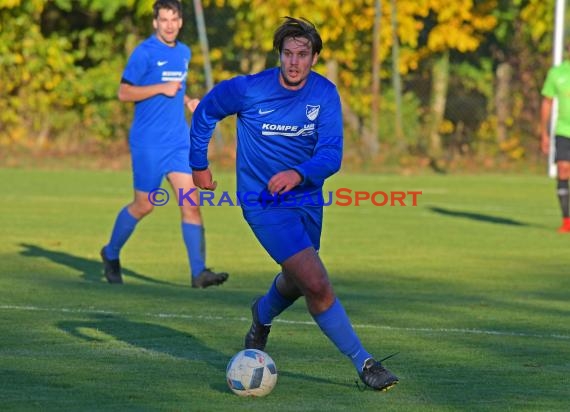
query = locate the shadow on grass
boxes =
[428,206,530,226]
[58,313,231,394]
[18,243,174,286]
[278,370,355,389]
[57,312,352,392]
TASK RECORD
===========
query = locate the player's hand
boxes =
[185,97,200,113]
[541,131,550,155]
[163,81,182,97]
[193,168,217,191]
[267,170,302,195]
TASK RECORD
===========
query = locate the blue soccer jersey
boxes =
[190,67,343,209]
[122,35,191,149]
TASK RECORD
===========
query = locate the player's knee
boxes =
[304,281,335,314]
[303,276,333,301]
[557,162,570,179]
[180,205,202,222]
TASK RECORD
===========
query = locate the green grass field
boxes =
[1,168,569,411]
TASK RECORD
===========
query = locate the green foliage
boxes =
[371,88,423,147]
[0,0,560,166]
[0,0,144,147]
[1,4,76,145]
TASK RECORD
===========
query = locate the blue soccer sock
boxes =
[257,274,296,325]
[104,206,138,260]
[313,298,372,372]
[182,222,206,277]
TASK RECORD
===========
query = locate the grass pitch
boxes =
[0,168,569,411]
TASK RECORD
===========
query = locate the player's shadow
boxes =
[57,313,228,391]
[278,370,355,389]
[18,243,173,285]
[428,206,530,227]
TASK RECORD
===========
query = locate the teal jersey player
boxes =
[541,58,570,232]
[541,61,570,137]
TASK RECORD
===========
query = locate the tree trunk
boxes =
[390,0,404,151]
[366,0,382,158]
[240,52,266,74]
[495,62,512,146]
[428,50,450,160]
[327,59,359,134]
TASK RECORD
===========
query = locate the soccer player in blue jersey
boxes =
[100,0,228,288]
[189,17,398,391]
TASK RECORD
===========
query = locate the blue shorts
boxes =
[131,145,192,192]
[243,207,323,264]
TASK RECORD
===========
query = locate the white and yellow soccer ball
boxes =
[226,349,278,397]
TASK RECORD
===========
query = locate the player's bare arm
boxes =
[267,170,302,194]
[540,97,553,155]
[118,81,182,102]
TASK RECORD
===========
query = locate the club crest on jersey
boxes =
[306,105,320,121]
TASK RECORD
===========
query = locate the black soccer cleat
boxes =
[100,247,123,284]
[244,296,271,350]
[359,358,399,391]
[191,268,229,288]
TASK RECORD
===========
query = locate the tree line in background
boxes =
[0,0,560,171]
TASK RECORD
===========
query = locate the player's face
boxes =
[153,8,182,46]
[279,37,318,90]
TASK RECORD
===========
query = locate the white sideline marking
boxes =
[1,304,569,341]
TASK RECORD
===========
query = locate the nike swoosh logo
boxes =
[157,61,168,66]
[258,109,275,115]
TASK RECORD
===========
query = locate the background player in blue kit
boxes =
[190,16,398,391]
[100,0,228,288]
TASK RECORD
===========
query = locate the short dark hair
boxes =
[273,16,323,56]
[153,0,182,19]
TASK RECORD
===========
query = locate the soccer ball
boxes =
[226,349,278,397]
